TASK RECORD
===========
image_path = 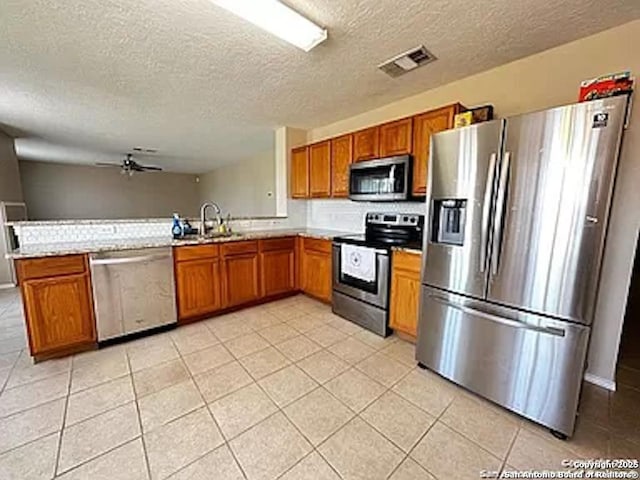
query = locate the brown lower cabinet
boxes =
[221,241,261,308]
[174,244,222,321]
[16,254,96,359]
[174,238,299,322]
[260,237,296,297]
[389,250,422,340]
[299,237,332,303]
[175,257,221,319]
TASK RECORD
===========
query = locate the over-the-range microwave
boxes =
[349,155,412,202]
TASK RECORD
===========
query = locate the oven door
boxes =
[349,155,411,201]
[332,243,390,308]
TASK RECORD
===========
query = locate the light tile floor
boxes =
[0,288,638,479]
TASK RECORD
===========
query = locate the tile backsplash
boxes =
[15,220,173,246]
[305,199,427,232]
[13,198,423,246]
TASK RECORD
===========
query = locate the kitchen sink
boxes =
[181,231,243,241]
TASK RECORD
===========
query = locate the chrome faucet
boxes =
[199,201,222,236]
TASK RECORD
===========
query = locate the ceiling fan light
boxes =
[212,0,327,52]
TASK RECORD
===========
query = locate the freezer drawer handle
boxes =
[430,295,565,337]
[491,151,511,276]
[90,253,171,266]
[480,153,498,273]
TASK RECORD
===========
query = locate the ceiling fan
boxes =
[96,153,163,176]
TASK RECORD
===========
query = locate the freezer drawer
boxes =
[416,286,590,436]
[90,247,177,341]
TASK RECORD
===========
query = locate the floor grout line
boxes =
[1,292,628,478]
[125,345,153,480]
[52,357,73,477]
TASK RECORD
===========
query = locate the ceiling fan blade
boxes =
[95,162,124,167]
[140,165,163,171]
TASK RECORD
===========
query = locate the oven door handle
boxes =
[332,244,388,256]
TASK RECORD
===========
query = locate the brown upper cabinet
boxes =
[290,102,465,199]
[379,117,413,157]
[330,134,353,198]
[353,126,380,162]
[291,146,309,198]
[309,141,331,198]
[412,104,464,196]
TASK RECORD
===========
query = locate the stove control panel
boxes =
[366,212,423,227]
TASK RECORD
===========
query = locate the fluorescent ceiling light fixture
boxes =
[212,0,327,52]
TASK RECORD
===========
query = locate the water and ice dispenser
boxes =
[431,199,467,246]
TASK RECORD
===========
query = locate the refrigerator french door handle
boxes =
[491,151,511,276]
[430,295,566,337]
[480,153,498,273]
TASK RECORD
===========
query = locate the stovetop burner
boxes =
[333,212,424,251]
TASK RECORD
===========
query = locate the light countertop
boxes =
[8,228,351,259]
[391,246,423,255]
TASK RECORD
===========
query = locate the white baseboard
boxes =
[584,373,616,391]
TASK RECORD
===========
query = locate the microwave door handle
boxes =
[491,151,511,276]
[480,153,497,273]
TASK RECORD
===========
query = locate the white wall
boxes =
[0,131,23,286]
[197,151,277,218]
[19,160,199,220]
[0,131,22,203]
[305,20,640,388]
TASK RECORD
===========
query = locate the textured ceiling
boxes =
[1,0,639,173]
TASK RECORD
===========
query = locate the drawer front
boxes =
[393,250,422,273]
[259,237,296,252]
[303,237,331,255]
[174,244,219,262]
[17,255,87,280]
[221,240,259,257]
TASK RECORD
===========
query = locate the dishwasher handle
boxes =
[90,253,171,266]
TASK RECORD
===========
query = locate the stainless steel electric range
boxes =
[332,212,424,337]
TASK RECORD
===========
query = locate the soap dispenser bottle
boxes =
[172,213,184,239]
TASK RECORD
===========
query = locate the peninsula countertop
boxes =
[7,228,351,259]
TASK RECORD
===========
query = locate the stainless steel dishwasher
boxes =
[90,247,177,342]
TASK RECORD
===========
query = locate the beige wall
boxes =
[308,20,640,387]
[19,160,199,220]
[0,131,23,202]
[309,20,640,141]
[197,151,277,217]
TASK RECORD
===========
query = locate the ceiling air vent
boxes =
[378,46,436,78]
[132,147,158,154]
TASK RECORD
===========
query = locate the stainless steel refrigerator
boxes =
[416,96,628,437]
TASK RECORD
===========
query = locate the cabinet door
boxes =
[175,259,221,320]
[301,248,332,303]
[331,134,353,198]
[353,126,380,162]
[412,104,462,196]
[389,252,422,338]
[291,146,310,198]
[261,249,295,297]
[309,141,331,198]
[379,118,413,157]
[22,273,96,355]
[222,253,261,308]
